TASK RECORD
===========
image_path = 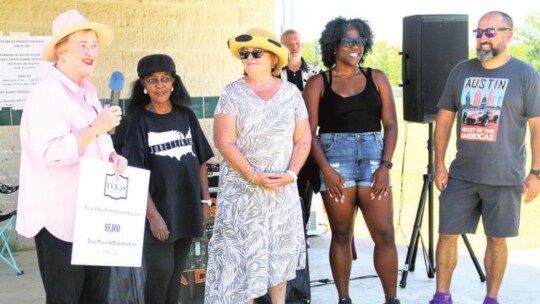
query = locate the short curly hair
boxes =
[319,17,374,69]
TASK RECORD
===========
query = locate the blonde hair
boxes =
[271,53,282,76]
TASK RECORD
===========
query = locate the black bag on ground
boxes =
[107,267,145,304]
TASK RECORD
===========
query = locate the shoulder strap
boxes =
[359,67,369,77]
[360,67,375,87]
[320,70,332,87]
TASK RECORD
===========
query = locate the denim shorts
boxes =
[318,132,384,191]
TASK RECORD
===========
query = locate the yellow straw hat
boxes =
[41,9,114,62]
[227,28,289,68]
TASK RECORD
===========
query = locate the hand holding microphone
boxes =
[107,71,125,134]
[92,105,122,135]
[108,71,124,107]
[91,71,124,135]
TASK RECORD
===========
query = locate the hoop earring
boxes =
[143,88,148,94]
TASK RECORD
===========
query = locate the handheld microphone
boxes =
[108,71,125,106]
[108,71,125,135]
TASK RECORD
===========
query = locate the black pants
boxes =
[284,176,313,302]
[297,177,313,229]
[143,238,193,304]
[34,228,111,304]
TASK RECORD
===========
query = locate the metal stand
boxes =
[399,123,486,288]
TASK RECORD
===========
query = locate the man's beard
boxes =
[476,43,501,62]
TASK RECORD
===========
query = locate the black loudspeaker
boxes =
[401,15,468,123]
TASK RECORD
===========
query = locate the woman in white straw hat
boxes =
[16,9,126,303]
[205,28,311,304]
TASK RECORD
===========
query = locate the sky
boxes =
[274,0,535,47]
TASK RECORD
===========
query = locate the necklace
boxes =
[333,67,360,78]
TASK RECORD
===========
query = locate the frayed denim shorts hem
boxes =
[318,132,384,192]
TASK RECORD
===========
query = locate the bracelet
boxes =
[88,124,98,138]
[286,170,298,182]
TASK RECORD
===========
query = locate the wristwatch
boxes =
[201,199,212,206]
[530,169,540,179]
[380,160,393,169]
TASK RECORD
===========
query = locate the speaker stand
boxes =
[399,123,486,288]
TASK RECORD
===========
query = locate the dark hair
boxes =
[127,74,192,116]
[319,17,374,69]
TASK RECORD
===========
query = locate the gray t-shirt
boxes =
[438,57,540,186]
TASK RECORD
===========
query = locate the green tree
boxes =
[510,43,531,62]
[303,40,323,69]
[302,40,402,84]
[364,40,402,85]
[516,12,540,71]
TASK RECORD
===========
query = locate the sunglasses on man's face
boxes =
[239,49,267,59]
[472,27,512,39]
[340,37,366,48]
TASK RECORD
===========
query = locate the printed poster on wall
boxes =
[0,36,52,109]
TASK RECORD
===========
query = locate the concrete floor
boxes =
[1,233,540,304]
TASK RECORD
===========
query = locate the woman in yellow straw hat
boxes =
[204,28,312,304]
[16,9,126,303]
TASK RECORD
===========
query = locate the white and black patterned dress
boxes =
[205,78,307,303]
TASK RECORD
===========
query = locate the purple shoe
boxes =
[483,296,499,304]
[429,292,452,304]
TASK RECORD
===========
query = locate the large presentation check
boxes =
[72,157,150,267]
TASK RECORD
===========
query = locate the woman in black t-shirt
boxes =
[123,54,214,304]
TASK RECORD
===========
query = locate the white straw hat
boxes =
[41,9,114,62]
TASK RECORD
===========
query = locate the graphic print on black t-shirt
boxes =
[460,77,508,142]
[147,128,195,160]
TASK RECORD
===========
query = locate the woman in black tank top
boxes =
[303,17,400,304]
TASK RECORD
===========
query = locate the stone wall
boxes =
[0,0,275,250]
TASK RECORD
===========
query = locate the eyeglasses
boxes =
[69,42,99,54]
[472,27,512,39]
[340,37,366,48]
[145,76,173,85]
[239,49,267,59]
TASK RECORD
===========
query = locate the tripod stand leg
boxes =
[461,234,486,282]
[400,174,431,288]
[419,234,435,278]
[409,233,420,272]
[400,122,437,287]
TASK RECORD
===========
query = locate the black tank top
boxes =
[318,67,382,133]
